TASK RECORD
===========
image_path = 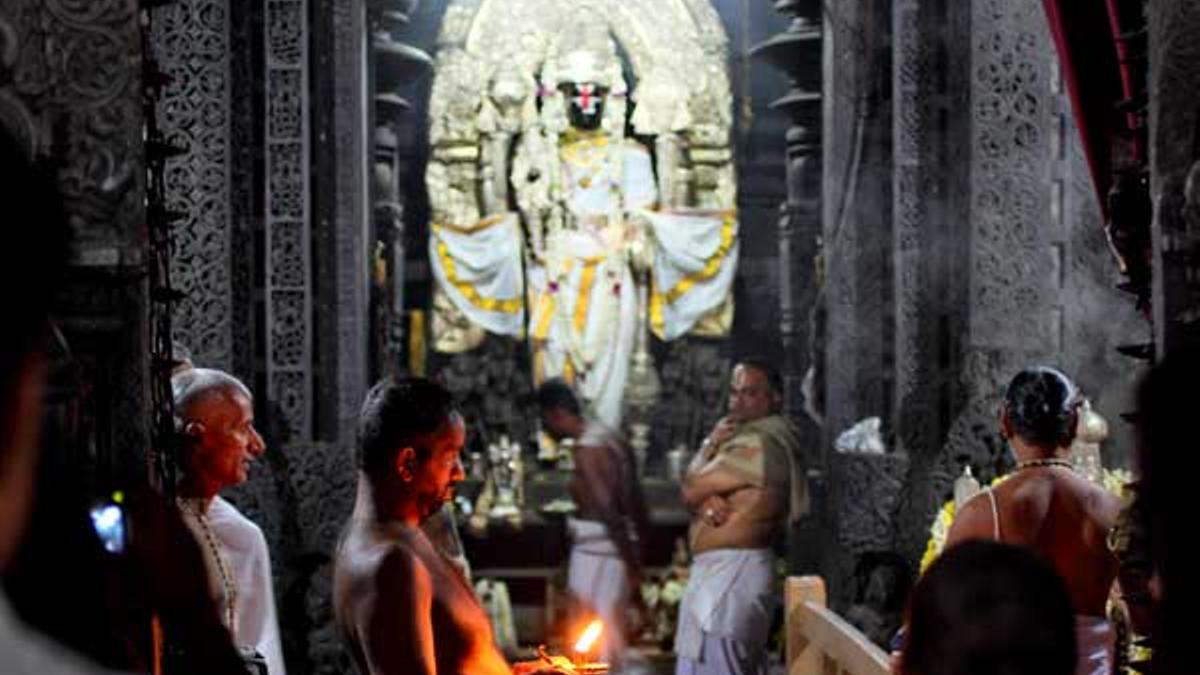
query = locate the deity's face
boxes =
[406,414,467,521]
[561,81,608,131]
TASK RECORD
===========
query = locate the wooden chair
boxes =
[785,576,892,675]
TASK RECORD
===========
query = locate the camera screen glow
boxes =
[90,504,126,554]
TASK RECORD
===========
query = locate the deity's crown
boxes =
[544,11,622,90]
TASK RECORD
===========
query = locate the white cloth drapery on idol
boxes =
[429,138,737,427]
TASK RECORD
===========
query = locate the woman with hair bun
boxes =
[942,367,1123,675]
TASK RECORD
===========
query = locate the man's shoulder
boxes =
[747,413,799,434]
[1066,474,1123,528]
[352,525,434,577]
[946,488,999,542]
[375,541,428,576]
[741,415,801,448]
[209,496,267,545]
[956,488,994,522]
[338,530,429,594]
[210,496,258,526]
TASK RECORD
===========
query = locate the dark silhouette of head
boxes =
[0,126,247,674]
[536,377,584,440]
[0,125,68,570]
[1136,347,1200,675]
[1002,366,1079,449]
[900,540,1076,675]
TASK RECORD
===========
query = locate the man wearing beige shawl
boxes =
[675,359,808,675]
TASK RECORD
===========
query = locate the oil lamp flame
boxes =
[573,620,603,654]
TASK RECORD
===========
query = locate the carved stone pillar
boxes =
[311,0,372,440]
[889,0,959,565]
[752,1,822,424]
[263,0,314,441]
[888,0,1143,567]
[369,0,432,379]
[1149,1,1200,357]
[153,0,235,374]
[811,0,1144,616]
[752,0,824,576]
[821,0,893,455]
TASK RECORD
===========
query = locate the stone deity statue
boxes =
[427,13,738,429]
[468,435,525,533]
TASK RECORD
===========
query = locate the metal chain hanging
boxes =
[139,0,185,497]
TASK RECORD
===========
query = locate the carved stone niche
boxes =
[432,335,538,457]
[828,450,909,613]
[648,337,730,472]
[842,550,912,649]
[50,274,151,480]
[833,451,909,555]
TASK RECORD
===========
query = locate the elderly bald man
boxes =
[172,368,286,675]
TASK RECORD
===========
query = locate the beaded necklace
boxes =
[180,499,238,634]
[1014,457,1074,472]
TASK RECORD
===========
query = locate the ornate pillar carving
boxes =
[814,0,1144,612]
[888,0,970,565]
[153,0,235,373]
[888,0,1144,566]
[817,0,906,607]
[264,0,314,440]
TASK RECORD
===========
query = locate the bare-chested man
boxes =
[536,378,648,666]
[674,359,808,675]
[946,366,1122,675]
[333,377,511,675]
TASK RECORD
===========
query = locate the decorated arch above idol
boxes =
[426,0,738,430]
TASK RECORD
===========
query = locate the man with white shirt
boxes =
[173,367,287,675]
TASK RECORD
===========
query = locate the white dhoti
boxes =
[567,518,632,664]
[674,548,776,675]
[1074,615,1114,675]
